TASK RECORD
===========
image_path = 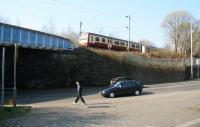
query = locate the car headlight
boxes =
[101,90,105,94]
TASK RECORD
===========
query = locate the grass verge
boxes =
[0,106,31,121]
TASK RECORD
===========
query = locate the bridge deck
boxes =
[0,23,74,51]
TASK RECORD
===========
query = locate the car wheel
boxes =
[134,90,140,96]
[109,92,115,98]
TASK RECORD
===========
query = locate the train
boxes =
[79,32,158,53]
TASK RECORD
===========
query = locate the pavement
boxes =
[1,80,200,127]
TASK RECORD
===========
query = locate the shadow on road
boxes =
[17,87,103,104]
[106,91,154,98]
[141,92,154,96]
[87,105,111,108]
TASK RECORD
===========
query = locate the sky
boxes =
[0,0,200,47]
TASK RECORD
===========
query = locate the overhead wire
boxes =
[7,0,127,37]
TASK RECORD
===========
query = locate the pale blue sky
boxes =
[0,0,200,47]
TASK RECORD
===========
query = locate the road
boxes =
[1,80,200,127]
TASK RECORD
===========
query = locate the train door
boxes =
[108,39,112,50]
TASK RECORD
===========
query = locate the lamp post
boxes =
[126,14,131,51]
[78,21,83,48]
[190,22,193,79]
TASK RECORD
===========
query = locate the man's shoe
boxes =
[81,103,86,105]
[72,102,76,104]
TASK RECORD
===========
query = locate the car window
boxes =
[131,81,138,87]
[121,82,128,88]
[135,83,140,87]
[113,82,121,87]
[127,82,133,87]
[117,84,122,88]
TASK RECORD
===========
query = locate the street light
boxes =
[190,22,193,79]
[126,14,131,51]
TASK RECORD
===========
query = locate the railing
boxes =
[125,54,200,66]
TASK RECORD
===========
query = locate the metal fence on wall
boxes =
[125,54,200,66]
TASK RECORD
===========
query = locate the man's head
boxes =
[76,81,80,86]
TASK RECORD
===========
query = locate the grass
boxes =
[0,106,31,121]
[191,105,200,111]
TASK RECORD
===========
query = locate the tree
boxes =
[138,38,155,46]
[162,11,200,56]
[161,10,194,53]
[60,27,79,46]
[191,20,200,56]
[41,19,57,34]
[0,16,9,23]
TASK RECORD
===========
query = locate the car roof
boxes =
[120,80,137,83]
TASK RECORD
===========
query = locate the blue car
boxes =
[101,80,143,98]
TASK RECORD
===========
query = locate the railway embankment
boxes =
[0,47,199,88]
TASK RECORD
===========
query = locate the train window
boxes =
[95,37,99,42]
[135,44,140,49]
[90,35,94,42]
[12,27,20,43]
[102,38,106,43]
[114,40,119,45]
[146,47,150,51]
[131,43,135,48]
[120,42,125,46]
[3,25,11,42]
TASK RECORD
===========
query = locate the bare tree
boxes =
[0,16,9,23]
[191,20,200,56]
[16,19,21,26]
[164,42,174,51]
[161,10,194,53]
[41,19,57,34]
[138,38,155,46]
[60,27,79,46]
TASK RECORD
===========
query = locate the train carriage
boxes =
[79,32,158,53]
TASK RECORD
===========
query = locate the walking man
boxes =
[73,81,86,105]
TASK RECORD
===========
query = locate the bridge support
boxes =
[1,47,5,107]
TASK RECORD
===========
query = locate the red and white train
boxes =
[79,32,158,53]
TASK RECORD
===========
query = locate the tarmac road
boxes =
[1,80,200,127]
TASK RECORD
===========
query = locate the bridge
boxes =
[0,23,74,50]
[0,23,75,107]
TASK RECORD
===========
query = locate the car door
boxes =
[127,82,134,95]
[116,82,129,96]
[131,81,140,92]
